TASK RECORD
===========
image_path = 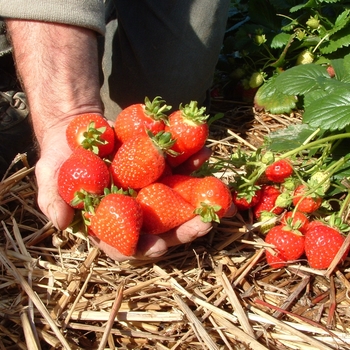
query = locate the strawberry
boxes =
[165,101,209,168]
[265,159,293,183]
[110,131,175,190]
[305,223,349,269]
[253,185,284,219]
[57,147,111,209]
[114,96,171,143]
[191,176,232,223]
[65,113,116,158]
[265,224,305,268]
[136,183,196,235]
[232,188,262,211]
[160,174,200,204]
[89,193,143,256]
[292,184,322,213]
[296,50,314,65]
[249,72,265,88]
[281,211,309,234]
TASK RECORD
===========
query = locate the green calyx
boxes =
[147,130,179,157]
[81,121,108,155]
[180,101,209,124]
[144,96,172,122]
[194,202,222,223]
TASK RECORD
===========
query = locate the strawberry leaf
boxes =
[303,88,350,131]
[254,76,297,114]
[265,124,317,152]
[275,64,330,95]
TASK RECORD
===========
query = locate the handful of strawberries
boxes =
[57,97,232,256]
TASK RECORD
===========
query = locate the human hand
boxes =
[89,147,237,261]
[35,124,75,230]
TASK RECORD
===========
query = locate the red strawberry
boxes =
[110,131,175,190]
[114,96,171,143]
[232,188,262,211]
[305,224,349,269]
[57,147,110,209]
[292,184,322,213]
[65,113,116,158]
[136,183,196,235]
[191,176,232,223]
[89,193,143,256]
[165,101,209,167]
[265,224,305,268]
[265,159,293,183]
[253,185,283,219]
[160,174,201,204]
[281,211,309,234]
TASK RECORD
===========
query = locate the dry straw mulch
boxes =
[1,106,350,350]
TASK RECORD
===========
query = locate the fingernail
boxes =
[47,204,60,230]
[144,248,168,258]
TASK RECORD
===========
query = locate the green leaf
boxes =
[320,26,350,54]
[331,58,350,82]
[266,124,317,152]
[275,64,330,95]
[254,77,297,114]
[304,88,329,108]
[271,32,292,49]
[290,0,317,12]
[303,88,350,131]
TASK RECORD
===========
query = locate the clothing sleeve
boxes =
[0,0,106,35]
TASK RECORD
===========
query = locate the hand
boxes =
[89,147,237,261]
[35,124,75,230]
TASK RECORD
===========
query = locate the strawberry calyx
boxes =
[80,121,109,155]
[147,130,179,157]
[194,202,222,223]
[144,96,172,123]
[180,101,209,125]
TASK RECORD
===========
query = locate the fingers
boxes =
[157,216,213,247]
[89,234,168,261]
[174,146,212,174]
[35,132,74,230]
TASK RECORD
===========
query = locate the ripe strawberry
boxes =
[136,183,196,235]
[253,185,284,219]
[160,174,200,204]
[191,176,232,223]
[265,224,305,268]
[281,211,309,234]
[232,188,262,211]
[305,224,349,269]
[292,184,322,213]
[165,101,209,168]
[65,113,116,157]
[114,96,171,143]
[57,147,111,209]
[265,159,293,183]
[110,131,175,190]
[89,193,143,256]
[327,65,335,78]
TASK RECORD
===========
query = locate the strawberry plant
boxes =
[216,0,350,111]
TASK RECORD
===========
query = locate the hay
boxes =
[1,106,350,349]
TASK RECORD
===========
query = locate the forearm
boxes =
[6,19,103,145]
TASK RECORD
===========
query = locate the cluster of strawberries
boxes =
[57,97,232,256]
[232,158,349,269]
